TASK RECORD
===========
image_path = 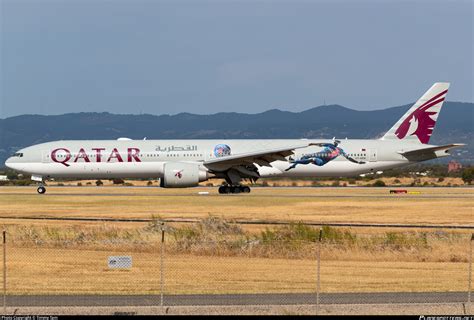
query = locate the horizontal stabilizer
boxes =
[397,143,465,160]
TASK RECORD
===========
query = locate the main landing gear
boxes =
[218,185,251,194]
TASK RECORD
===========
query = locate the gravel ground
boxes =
[3,303,472,315]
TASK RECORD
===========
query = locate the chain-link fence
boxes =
[0,224,472,314]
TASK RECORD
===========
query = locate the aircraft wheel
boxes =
[37,186,46,194]
[241,186,251,193]
[231,186,240,194]
[218,186,232,194]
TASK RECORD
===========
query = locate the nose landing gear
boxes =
[37,185,46,194]
[218,185,251,194]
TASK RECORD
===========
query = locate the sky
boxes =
[0,0,472,118]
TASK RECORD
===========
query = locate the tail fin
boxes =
[381,82,450,144]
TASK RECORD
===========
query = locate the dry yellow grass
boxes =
[0,186,472,296]
[0,186,472,225]
[44,177,466,187]
[4,247,471,295]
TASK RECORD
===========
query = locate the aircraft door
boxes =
[368,149,377,162]
[42,150,51,163]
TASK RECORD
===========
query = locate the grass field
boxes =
[0,186,472,295]
[5,247,470,295]
[0,186,472,226]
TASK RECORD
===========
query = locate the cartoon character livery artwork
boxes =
[285,139,365,171]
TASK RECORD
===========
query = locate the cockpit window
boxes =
[13,152,23,157]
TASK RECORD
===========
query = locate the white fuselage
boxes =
[5,139,429,180]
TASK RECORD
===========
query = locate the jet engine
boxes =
[160,162,208,188]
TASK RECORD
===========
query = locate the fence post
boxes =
[3,230,6,315]
[316,228,322,315]
[468,233,473,311]
[160,223,165,311]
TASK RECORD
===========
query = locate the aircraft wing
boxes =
[398,144,465,160]
[204,143,312,171]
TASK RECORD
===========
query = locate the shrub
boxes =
[6,172,18,180]
[261,222,318,243]
[13,180,32,186]
[95,180,103,186]
[321,226,356,245]
[112,178,124,185]
[372,180,386,187]
[144,215,165,232]
[384,232,429,250]
[394,179,401,184]
[147,181,153,186]
[77,182,82,186]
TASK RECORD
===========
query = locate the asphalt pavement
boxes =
[4,292,470,306]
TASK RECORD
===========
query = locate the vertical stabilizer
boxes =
[381,82,449,144]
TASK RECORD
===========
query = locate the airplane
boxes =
[4,82,465,195]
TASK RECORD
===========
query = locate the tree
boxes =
[461,167,474,184]
[6,169,18,180]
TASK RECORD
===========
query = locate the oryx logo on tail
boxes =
[394,89,447,144]
[381,82,450,144]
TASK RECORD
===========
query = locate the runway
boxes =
[3,292,469,306]
[3,192,472,199]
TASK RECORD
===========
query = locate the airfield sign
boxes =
[108,256,132,269]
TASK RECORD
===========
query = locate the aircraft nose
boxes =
[4,157,12,169]
[4,157,23,171]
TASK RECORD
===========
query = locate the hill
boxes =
[0,102,472,165]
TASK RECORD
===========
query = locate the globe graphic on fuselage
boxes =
[214,144,231,157]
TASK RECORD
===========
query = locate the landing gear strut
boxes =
[218,185,251,194]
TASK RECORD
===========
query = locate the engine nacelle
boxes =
[160,162,208,188]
